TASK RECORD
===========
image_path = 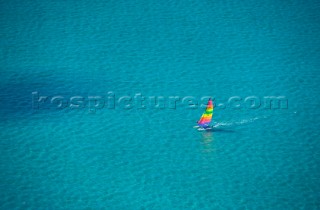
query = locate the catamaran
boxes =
[194,98,214,131]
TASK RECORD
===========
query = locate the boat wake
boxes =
[211,116,269,129]
[196,111,297,131]
[194,97,296,131]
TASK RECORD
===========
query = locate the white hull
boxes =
[197,127,212,131]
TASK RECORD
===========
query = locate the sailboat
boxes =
[195,98,214,131]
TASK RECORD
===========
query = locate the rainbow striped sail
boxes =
[197,98,214,128]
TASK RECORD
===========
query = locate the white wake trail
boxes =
[212,116,269,128]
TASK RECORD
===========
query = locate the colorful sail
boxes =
[197,98,214,128]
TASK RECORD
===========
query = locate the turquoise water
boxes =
[1,0,320,209]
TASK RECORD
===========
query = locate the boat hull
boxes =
[197,127,213,131]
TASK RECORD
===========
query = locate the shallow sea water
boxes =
[1,0,320,209]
